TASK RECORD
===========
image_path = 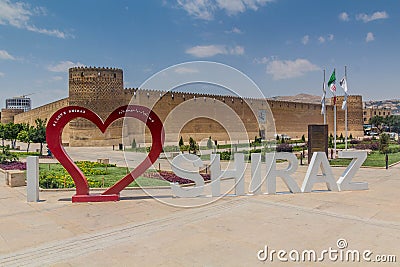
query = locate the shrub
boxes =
[276,143,293,152]
[379,133,390,154]
[218,151,232,160]
[355,142,379,151]
[387,146,400,154]
[350,139,360,144]
[0,145,19,163]
[131,139,137,149]
[207,136,213,149]
[179,136,184,147]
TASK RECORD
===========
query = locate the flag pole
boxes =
[333,68,337,158]
[323,69,326,124]
[345,66,348,150]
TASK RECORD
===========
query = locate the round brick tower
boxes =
[68,67,126,146]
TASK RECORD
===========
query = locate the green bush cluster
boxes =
[0,145,19,163]
[39,161,116,189]
[40,172,102,189]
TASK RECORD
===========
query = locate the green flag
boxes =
[328,69,336,93]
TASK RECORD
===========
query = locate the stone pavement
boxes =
[0,152,399,266]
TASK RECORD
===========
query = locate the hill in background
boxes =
[364,99,400,115]
[269,93,330,105]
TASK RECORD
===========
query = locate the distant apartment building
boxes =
[363,106,391,124]
[6,96,31,112]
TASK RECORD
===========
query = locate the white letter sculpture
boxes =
[265,152,301,194]
[301,152,339,192]
[337,151,368,191]
[210,153,245,197]
[171,154,205,198]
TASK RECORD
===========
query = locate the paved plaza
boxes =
[0,147,399,266]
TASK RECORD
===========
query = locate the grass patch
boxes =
[330,152,400,167]
[39,162,169,189]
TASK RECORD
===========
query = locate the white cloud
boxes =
[366,32,375,42]
[225,27,243,34]
[52,76,63,81]
[230,45,244,55]
[48,61,84,72]
[174,67,200,74]
[301,35,309,45]
[266,58,320,80]
[254,57,269,64]
[0,72,4,77]
[328,34,334,41]
[186,44,244,57]
[356,11,389,23]
[0,49,15,60]
[318,36,325,43]
[186,45,227,57]
[177,0,272,20]
[0,0,71,38]
[339,12,349,21]
[177,0,215,20]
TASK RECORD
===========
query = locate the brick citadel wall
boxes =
[1,108,24,124]
[13,98,70,144]
[10,67,364,146]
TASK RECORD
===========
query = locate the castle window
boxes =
[98,72,101,76]
[114,73,117,78]
[81,72,84,77]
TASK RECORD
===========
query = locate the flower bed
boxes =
[0,161,26,170]
[143,170,210,184]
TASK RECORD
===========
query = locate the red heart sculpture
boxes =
[46,105,164,202]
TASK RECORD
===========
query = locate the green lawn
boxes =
[329,152,400,167]
[39,162,169,189]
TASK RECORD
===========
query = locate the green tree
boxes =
[179,136,184,147]
[31,118,47,155]
[339,133,344,143]
[301,134,306,143]
[329,133,333,148]
[379,133,389,154]
[4,123,23,149]
[369,116,385,132]
[0,124,5,148]
[349,133,353,140]
[131,138,137,149]
[207,136,213,149]
[17,124,35,152]
[188,137,198,154]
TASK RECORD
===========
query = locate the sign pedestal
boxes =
[308,124,328,164]
[72,194,120,203]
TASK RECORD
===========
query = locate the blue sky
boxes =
[0,0,398,108]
